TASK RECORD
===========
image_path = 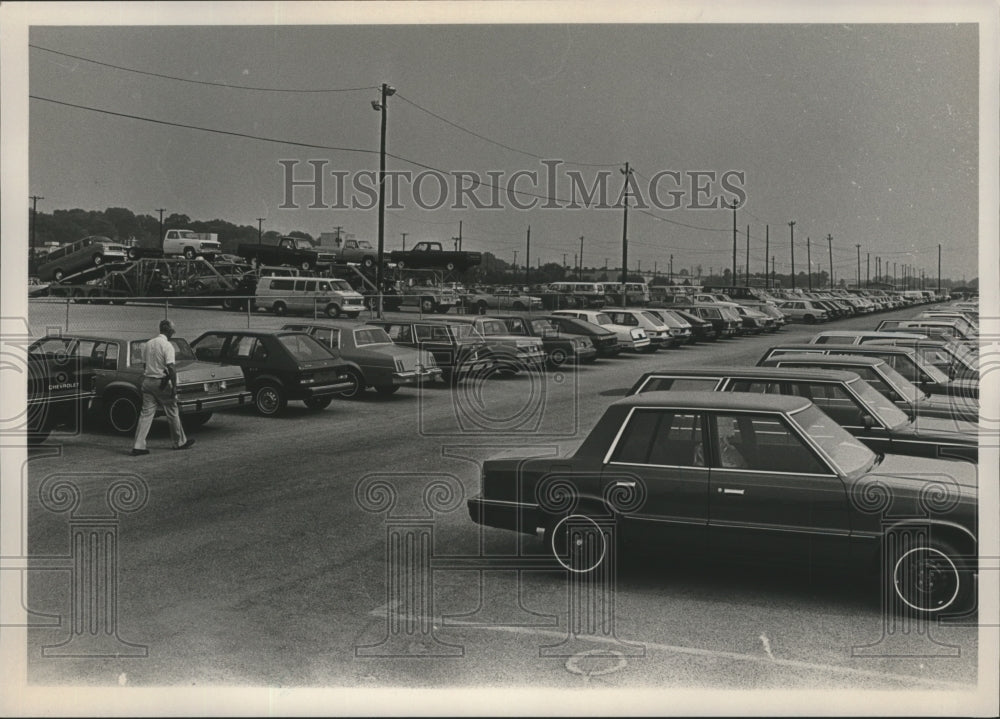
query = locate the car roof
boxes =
[197,328,299,336]
[766,343,916,356]
[762,353,885,367]
[42,330,182,342]
[613,390,812,413]
[637,366,858,382]
[812,330,927,339]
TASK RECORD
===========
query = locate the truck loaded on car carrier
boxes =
[33,257,237,306]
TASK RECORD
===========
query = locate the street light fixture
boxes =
[372,83,396,318]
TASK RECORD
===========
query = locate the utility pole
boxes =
[866,253,870,288]
[525,226,531,286]
[826,234,834,289]
[728,199,739,283]
[29,194,43,272]
[788,221,796,290]
[453,220,463,252]
[669,254,674,280]
[893,262,897,288]
[745,224,750,286]
[156,208,167,248]
[372,81,395,318]
[620,163,632,307]
[563,253,567,274]
[771,255,775,289]
[579,235,584,280]
[513,250,518,275]
[256,217,265,245]
[333,226,343,243]
[855,244,861,288]
[806,236,812,291]
[764,225,769,289]
[937,243,941,295]
[400,232,408,250]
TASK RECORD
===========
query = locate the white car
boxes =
[604,308,684,350]
[551,309,650,352]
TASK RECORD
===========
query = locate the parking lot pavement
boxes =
[21,301,979,688]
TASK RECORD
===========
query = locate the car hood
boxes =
[867,452,978,492]
[175,359,244,382]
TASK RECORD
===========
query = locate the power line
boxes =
[395,92,621,169]
[30,95,379,155]
[30,44,374,93]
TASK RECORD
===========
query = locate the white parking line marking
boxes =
[759,633,776,661]
[372,607,974,689]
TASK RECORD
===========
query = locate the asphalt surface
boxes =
[22,300,979,690]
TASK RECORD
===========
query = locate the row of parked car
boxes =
[24,291,970,444]
[467,299,981,617]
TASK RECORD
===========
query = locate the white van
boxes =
[255,276,365,318]
[546,281,607,307]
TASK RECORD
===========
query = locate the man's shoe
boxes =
[177,438,196,450]
[131,448,150,456]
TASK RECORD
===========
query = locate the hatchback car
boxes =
[543,314,622,358]
[468,391,977,615]
[190,329,356,415]
[551,309,651,352]
[281,322,441,396]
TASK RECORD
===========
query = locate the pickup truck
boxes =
[238,236,337,272]
[126,229,222,261]
[329,238,379,268]
[389,241,482,272]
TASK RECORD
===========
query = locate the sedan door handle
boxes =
[718,488,745,496]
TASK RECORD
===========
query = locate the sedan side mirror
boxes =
[861,414,874,431]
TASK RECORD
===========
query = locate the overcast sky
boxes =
[27,19,978,280]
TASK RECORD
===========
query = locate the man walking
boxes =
[132,319,195,455]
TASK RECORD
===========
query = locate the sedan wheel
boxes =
[338,369,365,399]
[107,394,140,434]
[891,539,970,615]
[547,514,608,573]
[548,348,568,368]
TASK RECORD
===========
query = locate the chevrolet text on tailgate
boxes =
[468,391,977,616]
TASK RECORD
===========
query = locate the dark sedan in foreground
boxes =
[469,392,977,615]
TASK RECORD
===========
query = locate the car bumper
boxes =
[574,346,598,362]
[301,379,356,396]
[623,337,651,350]
[467,496,541,535]
[177,390,253,413]
[392,367,444,386]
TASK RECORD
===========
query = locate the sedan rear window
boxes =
[353,328,391,346]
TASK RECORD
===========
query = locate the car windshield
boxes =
[848,377,909,430]
[791,404,876,476]
[875,361,926,400]
[478,319,509,336]
[277,333,332,362]
[949,342,979,368]
[130,338,196,364]
[328,279,354,291]
[914,357,950,383]
[353,328,392,346]
[177,231,198,239]
[593,313,613,326]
